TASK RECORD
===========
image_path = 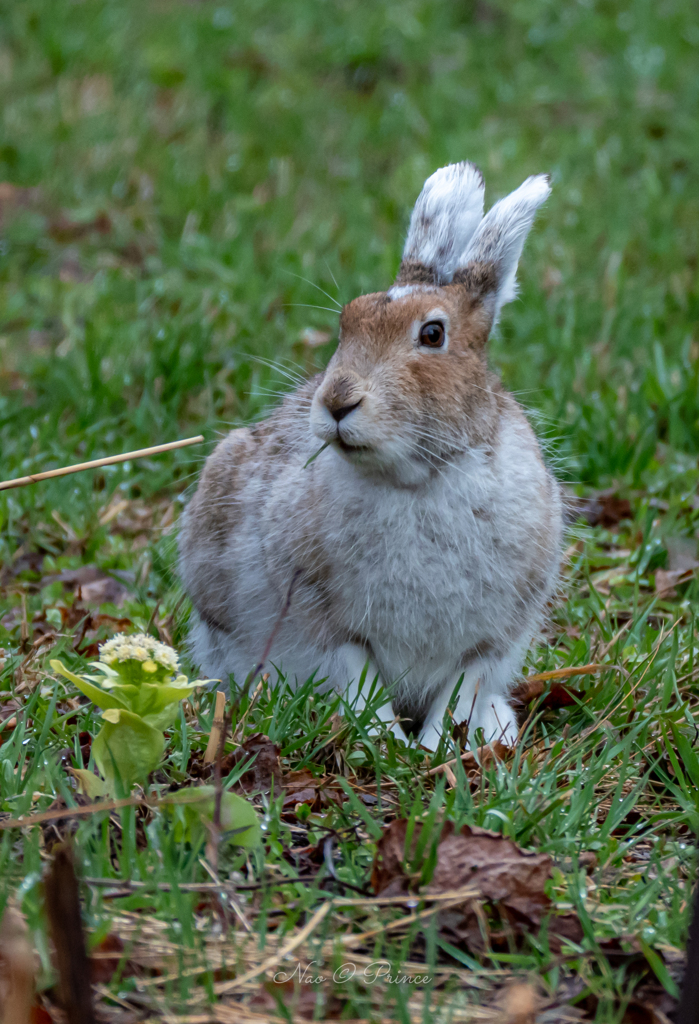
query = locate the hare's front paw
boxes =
[419,690,517,752]
[462,694,517,749]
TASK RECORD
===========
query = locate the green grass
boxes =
[1,0,699,1019]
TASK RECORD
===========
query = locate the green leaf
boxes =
[71,768,110,799]
[135,681,203,723]
[670,724,699,791]
[50,660,130,713]
[162,785,261,849]
[638,939,680,999]
[92,708,165,793]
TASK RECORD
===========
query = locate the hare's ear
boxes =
[390,162,484,295]
[459,174,550,324]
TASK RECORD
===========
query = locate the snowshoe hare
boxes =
[180,162,562,750]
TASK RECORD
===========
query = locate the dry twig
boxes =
[0,436,204,491]
[204,690,227,764]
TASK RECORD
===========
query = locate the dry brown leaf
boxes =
[428,740,511,781]
[44,566,131,607]
[224,733,283,793]
[48,210,111,242]
[572,491,632,527]
[511,679,578,708]
[655,566,697,598]
[371,820,582,953]
[89,933,131,985]
[280,771,343,814]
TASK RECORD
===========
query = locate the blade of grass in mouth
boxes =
[303,440,331,469]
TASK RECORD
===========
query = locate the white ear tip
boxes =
[516,173,551,207]
[422,160,484,191]
[414,161,485,217]
[458,171,552,319]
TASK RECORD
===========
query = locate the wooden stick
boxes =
[0,436,204,491]
[0,794,150,831]
[203,690,226,764]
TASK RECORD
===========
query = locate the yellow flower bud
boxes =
[142,660,158,673]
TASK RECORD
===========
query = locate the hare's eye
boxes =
[419,321,445,348]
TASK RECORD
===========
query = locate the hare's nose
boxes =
[330,398,362,422]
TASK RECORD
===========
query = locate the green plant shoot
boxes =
[51,633,209,795]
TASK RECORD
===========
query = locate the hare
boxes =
[179,162,563,750]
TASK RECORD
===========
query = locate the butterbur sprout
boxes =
[51,633,210,794]
[98,632,182,684]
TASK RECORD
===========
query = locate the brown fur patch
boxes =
[451,261,498,295]
[393,259,438,287]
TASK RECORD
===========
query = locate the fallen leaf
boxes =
[98,496,170,536]
[655,567,696,599]
[90,933,130,984]
[371,820,582,952]
[280,771,343,813]
[511,663,611,707]
[43,567,131,607]
[285,841,325,875]
[0,698,22,726]
[511,679,578,708]
[224,733,282,793]
[571,491,632,527]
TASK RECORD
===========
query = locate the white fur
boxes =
[387,284,440,299]
[397,161,485,283]
[182,404,562,750]
[463,174,551,321]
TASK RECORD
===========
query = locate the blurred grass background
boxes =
[1,0,697,526]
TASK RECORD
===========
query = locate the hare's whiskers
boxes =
[281,269,343,311]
